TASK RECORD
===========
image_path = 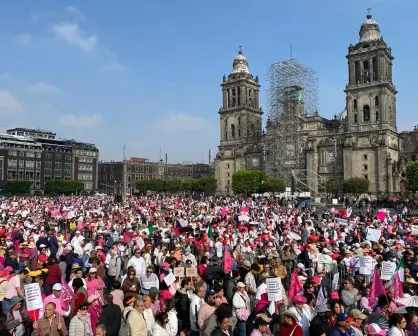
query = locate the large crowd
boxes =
[0,194,416,336]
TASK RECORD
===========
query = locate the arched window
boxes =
[224,119,228,140]
[354,114,358,123]
[250,124,255,137]
[363,105,370,122]
[238,117,241,125]
[353,99,357,110]
[231,124,235,137]
[376,110,380,122]
[375,96,379,106]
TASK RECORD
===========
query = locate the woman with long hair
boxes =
[328,301,343,329]
[69,302,93,336]
[85,268,105,299]
[388,313,407,336]
[152,312,170,336]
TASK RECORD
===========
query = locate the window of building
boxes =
[231,124,235,137]
[353,99,357,110]
[226,173,230,177]
[26,161,34,169]
[362,154,368,160]
[19,151,24,157]
[226,164,230,169]
[363,105,370,122]
[354,114,358,123]
[363,174,369,180]
[375,96,379,106]
[363,164,368,171]
[19,161,24,169]
[376,110,380,122]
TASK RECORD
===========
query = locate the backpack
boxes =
[204,264,215,284]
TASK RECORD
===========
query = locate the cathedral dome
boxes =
[359,12,381,43]
[232,46,249,74]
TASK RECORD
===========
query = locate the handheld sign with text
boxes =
[266,277,283,302]
[163,272,176,286]
[185,267,198,277]
[174,267,185,278]
[25,283,43,311]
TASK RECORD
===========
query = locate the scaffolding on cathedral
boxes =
[265,59,320,191]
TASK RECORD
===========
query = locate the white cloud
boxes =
[52,23,97,52]
[66,6,86,22]
[58,113,102,128]
[28,82,61,95]
[0,90,22,115]
[16,33,32,46]
[154,112,209,134]
[99,61,125,74]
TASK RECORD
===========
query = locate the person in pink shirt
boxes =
[85,267,105,298]
[43,283,71,317]
[3,268,28,312]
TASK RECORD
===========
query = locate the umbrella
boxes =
[290,232,301,240]
[366,313,389,330]
[395,295,418,307]
[238,215,250,222]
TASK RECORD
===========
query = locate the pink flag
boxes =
[223,246,233,273]
[393,272,404,299]
[288,269,303,302]
[370,268,385,305]
[60,277,76,311]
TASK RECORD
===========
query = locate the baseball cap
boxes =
[365,323,386,335]
[336,313,353,322]
[296,263,305,271]
[52,283,62,291]
[236,282,246,288]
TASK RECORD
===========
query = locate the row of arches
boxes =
[224,118,259,140]
[352,104,380,123]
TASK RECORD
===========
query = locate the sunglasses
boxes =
[129,273,135,276]
[90,272,97,275]
[81,307,88,311]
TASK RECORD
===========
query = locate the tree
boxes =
[261,178,286,193]
[326,179,340,197]
[406,161,418,193]
[342,177,370,196]
[193,177,217,194]
[5,180,31,195]
[231,170,264,195]
[44,180,84,195]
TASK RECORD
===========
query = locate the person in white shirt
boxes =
[244,263,260,312]
[127,248,146,278]
[189,283,205,336]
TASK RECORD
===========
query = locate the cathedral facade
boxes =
[215,13,410,196]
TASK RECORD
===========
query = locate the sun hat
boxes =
[283,310,298,321]
[149,287,160,295]
[316,306,331,313]
[72,263,81,270]
[88,294,99,303]
[9,296,23,308]
[311,275,320,283]
[89,267,97,273]
[350,309,367,319]
[365,323,386,335]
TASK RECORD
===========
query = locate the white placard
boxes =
[381,261,396,281]
[163,272,175,286]
[317,254,324,271]
[366,228,381,242]
[266,277,283,302]
[332,273,339,291]
[24,283,43,311]
[411,225,418,236]
[137,238,145,250]
[337,219,348,225]
[360,256,373,275]
[332,199,338,205]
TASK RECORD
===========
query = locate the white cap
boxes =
[297,263,305,271]
[322,248,331,254]
[89,267,98,273]
[298,276,307,281]
[39,244,46,248]
[237,282,246,288]
[52,283,62,291]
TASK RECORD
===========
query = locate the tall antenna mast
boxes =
[290,45,293,59]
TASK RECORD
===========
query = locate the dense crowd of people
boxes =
[0,194,415,336]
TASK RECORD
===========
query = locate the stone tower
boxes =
[214,47,263,194]
[342,10,399,194]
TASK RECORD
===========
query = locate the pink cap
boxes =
[330,291,339,299]
[292,295,307,303]
[311,276,320,283]
[161,262,170,267]
[365,323,386,335]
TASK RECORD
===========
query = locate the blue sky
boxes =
[0,0,416,163]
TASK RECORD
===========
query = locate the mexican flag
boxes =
[207,223,213,239]
[393,258,404,299]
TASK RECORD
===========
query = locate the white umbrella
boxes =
[395,295,418,307]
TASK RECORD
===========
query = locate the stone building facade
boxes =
[215,13,409,196]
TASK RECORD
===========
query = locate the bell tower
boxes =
[345,9,397,132]
[215,47,263,194]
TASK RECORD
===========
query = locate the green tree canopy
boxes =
[231,170,265,195]
[406,161,418,193]
[260,178,286,193]
[342,177,370,196]
[5,180,32,195]
[326,179,340,196]
[44,180,84,195]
